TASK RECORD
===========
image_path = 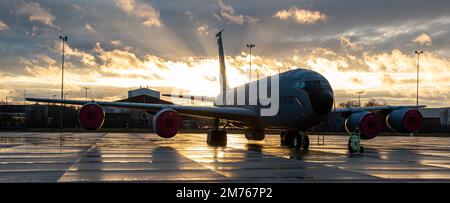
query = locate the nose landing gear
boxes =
[280,131,309,150]
[348,127,364,154]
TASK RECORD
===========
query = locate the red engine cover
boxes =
[78,103,105,130]
[153,109,182,138]
[402,109,423,132]
[345,111,383,140]
[387,108,423,132]
[359,113,383,139]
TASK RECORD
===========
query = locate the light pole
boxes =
[59,35,68,130]
[415,50,423,108]
[83,87,90,101]
[246,43,255,82]
[355,90,365,107]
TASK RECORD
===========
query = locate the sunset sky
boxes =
[0,0,449,107]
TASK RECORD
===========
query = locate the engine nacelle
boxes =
[345,111,383,140]
[78,103,105,130]
[386,108,423,133]
[153,109,182,138]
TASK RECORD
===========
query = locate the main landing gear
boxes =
[280,131,309,150]
[206,129,227,147]
[245,130,265,141]
[206,119,227,147]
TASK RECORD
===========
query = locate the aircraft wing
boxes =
[161,94,216,102]
[26,98,257,122]
[334,105,426,117]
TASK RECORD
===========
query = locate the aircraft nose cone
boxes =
[308,89,334,115]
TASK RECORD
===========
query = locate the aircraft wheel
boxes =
[282,131,297,147]
[292,134,302,149]
[302,134,309,151]
[207,129,227,147]
[245,130,265,141]
[347,139,356,153]
[348,138,363,154]
[280,131,289,146]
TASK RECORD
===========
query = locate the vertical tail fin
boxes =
[216,29,229,103]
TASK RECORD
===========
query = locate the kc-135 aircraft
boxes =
[27,30,423,152]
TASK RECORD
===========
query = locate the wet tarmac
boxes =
[1,132,450,182]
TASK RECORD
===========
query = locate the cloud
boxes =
[339,36,362,50]
[85,24,97,33]
[71,4,85,12]
[55,41,97,67]
[363,49,449,73]
[381,73,396,85]
[197,24,209,35]
[273,7,327,24]
[413,33,432,45]
[217,0,259,25]
[304,48,351,73]
[17,1,57,27]
[94,42,145,73]
[110,40,122,46]
[284,47,449,106]
[0,20,9,30]
[36,54,56,65]
[350,77,363,85]
[1,1,450,107]
[113,0,162,27]
[184,11,194,21]
[2,44,449,107]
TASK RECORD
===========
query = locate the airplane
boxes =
[26,30,424,152]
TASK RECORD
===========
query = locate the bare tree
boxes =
[338,100,355,108]
[339,99,387,108]
[365,99,383,107]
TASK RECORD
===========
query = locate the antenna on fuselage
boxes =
[216,29,229,103]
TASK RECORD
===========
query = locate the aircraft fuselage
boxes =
[215,68,334,131]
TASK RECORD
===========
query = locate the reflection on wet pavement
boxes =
[1,132,450,182]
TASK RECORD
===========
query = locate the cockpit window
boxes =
[298,81,306,88]
[298,80,330,89]
[306,80,322,87]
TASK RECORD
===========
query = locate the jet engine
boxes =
[152,109,182,138]
[345,111,383,140]
[386,108,423,132]
[78,103,105,130]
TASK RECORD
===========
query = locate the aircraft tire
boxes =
[282,131,296,147]
[280,131,289,146]
[207,129,227,147]
[292,134,302,149]
[348,139,357,154]
[302,135,309,151]
[245,130,265,141]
